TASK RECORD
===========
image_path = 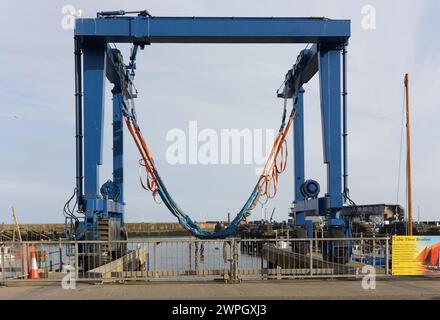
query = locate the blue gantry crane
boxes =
[68,10,353,266]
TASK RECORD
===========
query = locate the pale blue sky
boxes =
[0,0,439,224]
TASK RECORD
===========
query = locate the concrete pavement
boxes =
[1,278,440,300]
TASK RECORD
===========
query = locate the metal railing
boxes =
[0,237,390,283]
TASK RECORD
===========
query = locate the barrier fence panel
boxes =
[236,238,389,280]
[78,240,235,281]
[0,243,27,280]
[0,238,390,283]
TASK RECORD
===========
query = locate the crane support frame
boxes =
[71,13,351,242]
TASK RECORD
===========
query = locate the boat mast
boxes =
[404,73,413,236]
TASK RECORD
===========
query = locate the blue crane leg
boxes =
[112,92,124,223]
[293,89,314,237]
[294,89,305,225]
[83,45,106,204]
[319,48,343,217]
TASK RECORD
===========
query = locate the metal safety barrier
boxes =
[0,237,390,283]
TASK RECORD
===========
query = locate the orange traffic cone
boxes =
[28,246,39,279]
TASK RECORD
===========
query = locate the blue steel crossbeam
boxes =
[75,16,350,44]
[72,13,351,244]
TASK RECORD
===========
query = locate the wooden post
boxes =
[404,73,413,236]
[12,207,22,242]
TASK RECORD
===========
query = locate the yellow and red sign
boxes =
[392,236,440,276]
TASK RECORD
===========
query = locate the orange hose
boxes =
[125,117,160,195]
[257,109,295,200]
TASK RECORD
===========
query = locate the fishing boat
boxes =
[351,243,388,267]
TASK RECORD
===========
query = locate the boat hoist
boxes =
[67,11,353,253]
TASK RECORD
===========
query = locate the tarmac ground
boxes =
[1,278,439,300]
